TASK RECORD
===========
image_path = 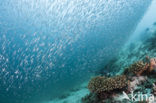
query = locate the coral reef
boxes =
[82,25,156,103]
[83,65,156,103]
[83,58,156,102]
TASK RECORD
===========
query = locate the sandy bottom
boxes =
[46,82,89,103]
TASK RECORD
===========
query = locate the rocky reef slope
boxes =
[82,22,156,103]
[98,22,156,75]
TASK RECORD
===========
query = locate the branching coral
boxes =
[88,75,128,93]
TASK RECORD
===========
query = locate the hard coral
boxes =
[123,57,156,76]
[88,75,128,93]
[123,61,148,76]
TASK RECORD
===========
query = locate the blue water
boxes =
[0,0,153,103]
